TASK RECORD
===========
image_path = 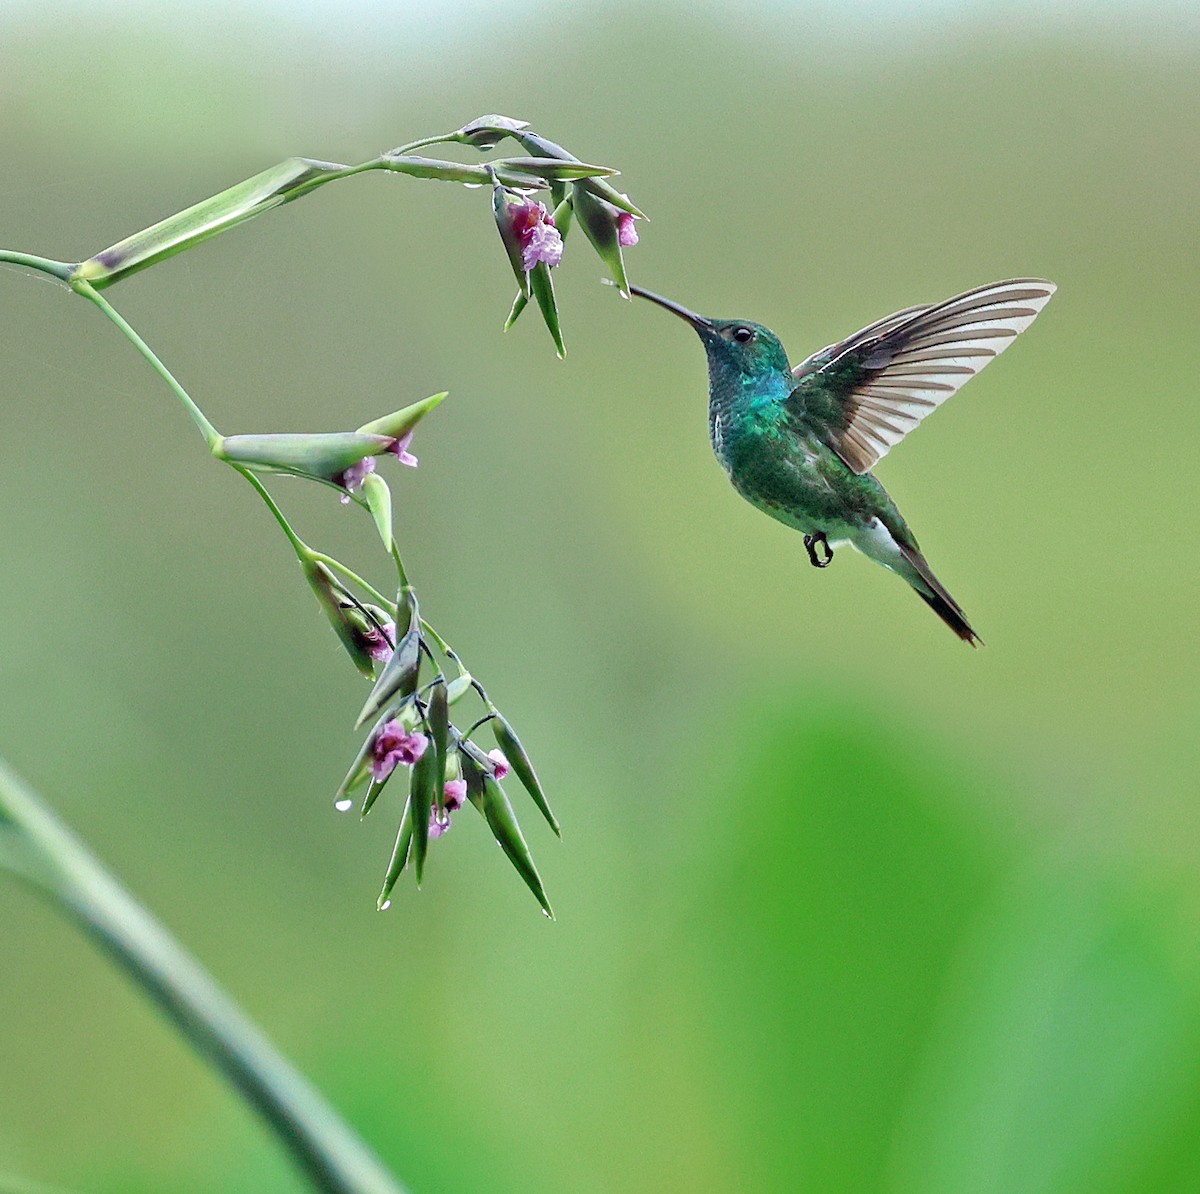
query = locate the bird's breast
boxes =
[709,404,790,475]
[715,411,850,525]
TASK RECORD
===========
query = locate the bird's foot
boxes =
[804,533,833,569]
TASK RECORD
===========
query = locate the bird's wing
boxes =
[787,279,1056,474]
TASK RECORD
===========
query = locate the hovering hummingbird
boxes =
[632,279,1056,644]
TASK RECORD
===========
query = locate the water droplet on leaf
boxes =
[334,798,353,812]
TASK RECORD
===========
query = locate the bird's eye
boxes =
[733,326,754,344]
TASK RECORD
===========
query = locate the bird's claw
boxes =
[804,533,833,568]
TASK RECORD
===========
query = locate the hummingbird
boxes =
[631,279,1056,644]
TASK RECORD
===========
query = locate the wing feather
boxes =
[788,278,1055,473]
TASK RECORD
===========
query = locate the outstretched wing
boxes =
[787,279,1056,474]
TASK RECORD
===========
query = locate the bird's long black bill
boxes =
[628,285,713,331]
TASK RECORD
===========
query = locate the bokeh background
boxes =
[2,1,1200,1190]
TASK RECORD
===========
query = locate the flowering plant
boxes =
[0,113,643,1193]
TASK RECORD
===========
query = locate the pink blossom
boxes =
[371,721,428,782]
[523,221,563,271]
[617,212,640,247]
[487,749,511,780]
[443,779,468,811]
[388,430,418,468]
[509,200,563,272]
[335,454,376,503]
[362,619,395,663]
[428,779,469,839]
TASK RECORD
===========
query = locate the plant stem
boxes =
[0,250,75,282]
[389,135,457,155]
[2,249,220,451]
[237,467,311,558]
[0,760,408,1194]
[275,159,381,204]
[311,555,391,608]
[389,541,411,592]
[70,279,221,448]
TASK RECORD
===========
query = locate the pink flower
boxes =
[509,200,563,272]
[388,430,418,468]
[487,749,510,780]
[617,212,639,247]
[335,454,375,503]
[362,619,395,663]
[371,721,428,782]
[428,779,469,839]
[523,221,563,271]
[443,779,468,811]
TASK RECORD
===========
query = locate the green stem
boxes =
[418,620,450,654]
[205,149,483,207]
[71,279,221,448]
[390,135,457,155]
[276,159,380,204]
[389,541,411,593]
[0,250,75,282]
[417,620,474,687]
[0,760,408,1194]
[237,468,311,558]
[312,555,390,607]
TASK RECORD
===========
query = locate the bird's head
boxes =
[630,286,790,381]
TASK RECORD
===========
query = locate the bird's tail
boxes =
[897,541,982,647]
[853,516,982,646]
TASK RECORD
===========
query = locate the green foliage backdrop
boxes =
[1,4,1198,1191]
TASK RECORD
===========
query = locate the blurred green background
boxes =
[3,1,1200,1190]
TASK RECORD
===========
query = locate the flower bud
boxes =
[459,749,487,810]
[356,623,422,727]
[494,158,617,182]
[445,673,475,705]
[493,185,532,299]
[215,432,393,490]
[453,114,531,150]
[572,185,640,297]
[359,471,393,547]
[428,681,450,815]
[377,796,414,910]
[479,775,553,918]
[493,715,560,836]
[356,391,447,441]
[506,129,645,218]
[575,177,647,220]
[219,395,442,507]
[302,558,382,679]
[409,729,441,883]
[510,130,576,161]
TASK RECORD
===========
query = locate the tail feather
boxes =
[913,583,982,646]
[852,515,983,646]
[898,542,982,647]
